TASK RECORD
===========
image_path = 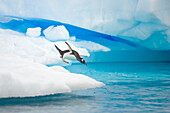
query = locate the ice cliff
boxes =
[0,0,170,50]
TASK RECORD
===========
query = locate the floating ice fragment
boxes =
[26,27,41,37]
[43,25,70,41]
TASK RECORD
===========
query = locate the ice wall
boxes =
[0,0,170,50]
[1,16,169,62]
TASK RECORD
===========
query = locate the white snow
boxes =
[0,28,93,65]
[0,54,104,98]
[26,27,41,37]
[43,25,70,41]
[0,28,105,98]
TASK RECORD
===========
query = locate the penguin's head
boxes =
[80,58,87,65]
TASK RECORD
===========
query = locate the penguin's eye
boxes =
[81,59,84,62]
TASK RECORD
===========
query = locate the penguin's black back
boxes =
[61,50,70,57]
[71,50,82,61]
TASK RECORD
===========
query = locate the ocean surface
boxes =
[0,62,170,113]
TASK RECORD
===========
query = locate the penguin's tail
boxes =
[54,44,62,55]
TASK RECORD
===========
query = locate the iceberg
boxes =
[26,27,41,37]
[0,0,170,98]
[0,26,105,98]
[0,0,170,50]
[0,54,104,98]
[0,16,169,62]
[43,25,70,41]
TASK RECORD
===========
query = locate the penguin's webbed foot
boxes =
[63,60,69,64]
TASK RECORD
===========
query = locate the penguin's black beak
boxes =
[80,59,87,65]
[84,62,87,65]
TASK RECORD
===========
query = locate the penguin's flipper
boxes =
[54,44,63,55]
[55,44,70,58]
[63,50,70,53]
[65,42,73,52]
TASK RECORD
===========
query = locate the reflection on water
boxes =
[0,62,170,113]
[0,93,94,106]
[0,93,100,113]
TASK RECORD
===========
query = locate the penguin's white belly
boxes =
[63,52,76,60]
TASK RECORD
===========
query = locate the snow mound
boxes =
[26,27,41,37]
[0,28,105,98]
[0,54,104,98]
[0,28,91,64]
[43,25,70,41]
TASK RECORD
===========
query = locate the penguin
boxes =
[54,42,87,65]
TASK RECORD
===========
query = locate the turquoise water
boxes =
[0,62,170,113]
